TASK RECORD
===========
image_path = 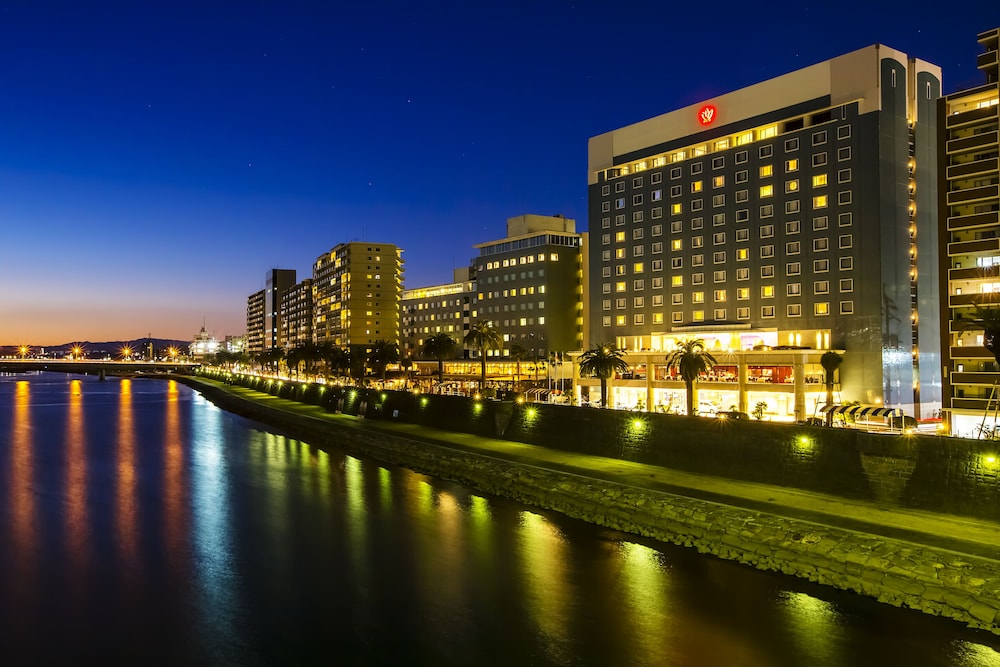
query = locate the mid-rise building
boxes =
[246,289,265,357]
[264,269,297,351]
[400,267,475,359]
[940,27,1000,437]
[279,278,314,349]
[585,44,942,419]
[472,214,586,361]
[313,242,404,349]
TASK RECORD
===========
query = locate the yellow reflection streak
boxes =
[11,381,34,575]
[618,542,673,659]
[163,380,185,567]
[780,592,842,663]
[518,511,571,663]
[66,379,87,568]
[117,379,137,566]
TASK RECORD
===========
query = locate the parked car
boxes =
[717,410,750,420]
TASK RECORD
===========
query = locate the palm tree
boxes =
[464,321,504,391]
[366,339,399,386]
[422,333,458,385]
[400,357,413,389]
[321,343,350,383]
[285,347,303,378]
[666,339,717,416]
[578,344,630,408]
[508,342,527,392]
[820,350,844,411]
[956,303,1000,366]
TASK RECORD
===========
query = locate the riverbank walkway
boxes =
[188,377,1000,562]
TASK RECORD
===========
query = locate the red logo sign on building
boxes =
[698,105,717,126]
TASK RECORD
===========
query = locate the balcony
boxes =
[947,157,999,180]
[950,264,1000,281]
[948,237,1000,255]
[947,184,999,206]
[949,345,995,360]
[951,397,998,411]
[948,292,1000,307]
[946,104,998,129]
[950,371,1000,387]
[947,131,998,154]
[977,50,998,70]
[947,210,1000,231]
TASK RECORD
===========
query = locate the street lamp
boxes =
[17,345,30,359]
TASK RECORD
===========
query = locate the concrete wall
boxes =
[213,372,1000,523]
[181,375,1000,635]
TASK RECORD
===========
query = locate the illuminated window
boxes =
[633,262,644,274]
[714,139,730,151]
[786,159,798,172]
[736,248,749,261]
[692,310,705,322]
[616,281,626,292]
[760,165,773,178]
[713,176,725,188]
[759,125,778,139]
[692,292,705,303]
[760,184,773,198]
[813,173,827,187]
[814,302,830,316]
[653,313,664,324]
[714,289,726,302]
[671,275,684,287]
[785,179,799,193]
[672,239,683,251]
[813,195,828,209]
[692,181,703,193]
[735,132,753,146]
[671,203,682,215]
[616,248,626,259]
[761,285,775,298]
[616,315,626,326]
[737,287,750,300]
[615,231,626,242]
[692,145,707,157]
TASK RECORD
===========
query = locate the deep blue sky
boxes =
[0,2,995,345]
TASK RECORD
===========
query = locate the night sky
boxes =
[0,2,995,345]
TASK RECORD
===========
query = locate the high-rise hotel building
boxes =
[586,45,942,419]
[312,242,404,350]
[940,27,1000,437]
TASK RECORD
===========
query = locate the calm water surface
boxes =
[0,372,998,666]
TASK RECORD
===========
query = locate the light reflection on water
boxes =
[0,372,997,666]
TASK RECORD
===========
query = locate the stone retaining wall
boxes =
[186,378,1000,635]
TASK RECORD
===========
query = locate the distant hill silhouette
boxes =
[0,338,191,359]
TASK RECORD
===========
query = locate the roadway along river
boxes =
[1,372,998,665]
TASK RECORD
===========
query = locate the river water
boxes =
[0,372,997,666]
